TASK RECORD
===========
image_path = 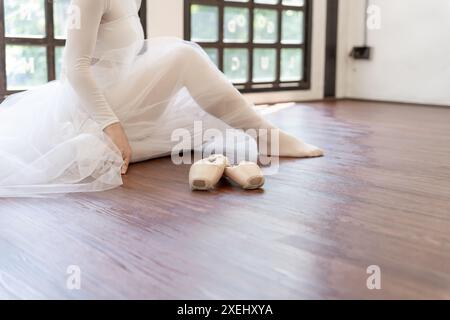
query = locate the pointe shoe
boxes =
[224,161,265,190]
[189,154,229,191]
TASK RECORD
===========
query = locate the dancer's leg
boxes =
[171,42,323,158]
[109,40,323,158]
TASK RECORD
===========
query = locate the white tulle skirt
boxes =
[0,37,258,197]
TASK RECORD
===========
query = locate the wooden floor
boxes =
[1,100,449,299]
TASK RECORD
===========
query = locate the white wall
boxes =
[146,0,328,104]
[337,0,450,106]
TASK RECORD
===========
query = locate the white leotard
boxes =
[64,0,144,129]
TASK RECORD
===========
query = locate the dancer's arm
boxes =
[65,0,132,174]
[64,0,118,130]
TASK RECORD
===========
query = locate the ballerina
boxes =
[0,0,322,197]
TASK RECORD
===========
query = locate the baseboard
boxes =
[342,98,449,108]
[294,97,450,108]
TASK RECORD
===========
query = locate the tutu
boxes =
[0,80,123,197]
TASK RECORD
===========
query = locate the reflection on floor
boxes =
[1,99,449,299]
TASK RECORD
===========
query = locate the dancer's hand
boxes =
[104,123,132,175]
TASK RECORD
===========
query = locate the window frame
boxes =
[184,0,312,93]
[0,0,147,99]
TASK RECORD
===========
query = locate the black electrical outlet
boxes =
[350,46,372,60]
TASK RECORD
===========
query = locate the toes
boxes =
[304,144,324,157]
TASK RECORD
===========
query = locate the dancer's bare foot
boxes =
[258,129,324,158]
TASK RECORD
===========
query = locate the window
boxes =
[0,0,147,98]
[184,0,312,93]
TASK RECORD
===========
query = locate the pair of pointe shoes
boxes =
[189,154,265,191]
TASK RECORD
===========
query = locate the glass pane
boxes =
[54,0,72,39]
[254,9,278,44]
[191,5,219,42]
[255,0,279,4]
[282,10,304,44]
[4,0,46,38]
[6,45,48,90]
[55,46,65,80]
[253,49,276,83]
[225,0,249,2]
[203,48,219,66]
[224,49,248,84]
[224,7,249,43]
[281,48,303,81]
[282,0,305,6]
